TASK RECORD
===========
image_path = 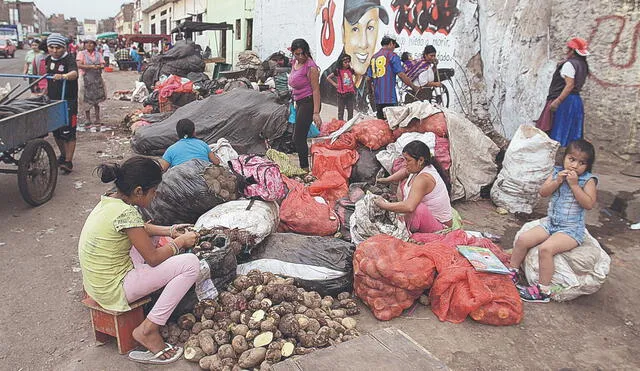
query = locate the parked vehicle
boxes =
[0,39,16,58]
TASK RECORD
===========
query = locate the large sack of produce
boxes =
[142,160,237,225]
[350,119,394,150]
[237,233,355,296]
[194,200,279,247]
[229,155,287,202]
[320,118,346,136]
[491,125,559,214]
[349,146,382,184]
[314,132,358,151]
[518,218,610,302]
[392,113,448,138]
[132,88,288,155]
[353,234,437,320]
[308,171,348,206]
[310,145,359,180]
[279,177,340,236]
[412,230,523,326]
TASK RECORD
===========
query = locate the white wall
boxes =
[254,0,316,59]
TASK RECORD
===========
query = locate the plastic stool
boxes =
[81,296,151,354]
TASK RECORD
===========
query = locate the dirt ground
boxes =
[0,67,638,371]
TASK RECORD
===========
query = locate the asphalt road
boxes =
[0,48,29,86]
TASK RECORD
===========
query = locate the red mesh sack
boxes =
[308,171,348,206]
[411,230,522,325]
[393,112,448,138]
[278,177,340,236]
[310,145,359,180]
[315,132,358,151]
[320,118,345,136]
[351,119,394,150]
[353,235,438,321]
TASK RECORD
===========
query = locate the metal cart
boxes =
[0,74,68,206]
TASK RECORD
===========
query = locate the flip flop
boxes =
[128,343,183,365]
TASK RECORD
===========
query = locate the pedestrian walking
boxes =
[77,35,108,132]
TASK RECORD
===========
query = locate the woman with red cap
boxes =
[536,37,590,147]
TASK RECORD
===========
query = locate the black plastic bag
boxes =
[238,233,355,296]
[350,145,383,184]
[142,159,223,225]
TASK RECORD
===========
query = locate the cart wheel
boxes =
[432,84,450,108]
[18,139,58,206]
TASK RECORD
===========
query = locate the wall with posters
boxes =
[255,0,640,158]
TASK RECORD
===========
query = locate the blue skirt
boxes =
[550,94,584,147]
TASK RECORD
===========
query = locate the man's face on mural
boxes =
[343,8,380,76]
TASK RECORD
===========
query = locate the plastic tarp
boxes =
[491,125,559,214]
[237,233,355,296]
[518,218,611,301]
[194,200,280,246]
[131,88,288,156]
[350,146,383,184]
[141,40,205,90]
[445,109,499,201]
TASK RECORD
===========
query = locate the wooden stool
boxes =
[81,296,151,354]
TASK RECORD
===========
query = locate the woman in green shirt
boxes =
[24,39,45,93]
[79,156,199,364]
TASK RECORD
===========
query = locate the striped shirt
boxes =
[367,48,403,104]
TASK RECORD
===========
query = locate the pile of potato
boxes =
[161,270,361,370]
[202,165,239,201]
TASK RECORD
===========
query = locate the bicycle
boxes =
[397,67,454,108]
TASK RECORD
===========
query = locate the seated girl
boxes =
[159,118,220,171]
[509,139,597,303]
[375,141,453,233]
[78,156,200,364]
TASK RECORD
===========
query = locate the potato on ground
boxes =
[184,346,206,362]
[238,347,268,368]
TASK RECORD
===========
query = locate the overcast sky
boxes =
[35,0,130,21]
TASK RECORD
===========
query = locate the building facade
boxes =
[98,17,116,34]
[5,0,47,36]
[206,0,254,63]
[47,14,78,37]
[84,19,97,36]
[142,0,174,35]
[115,2,135,35]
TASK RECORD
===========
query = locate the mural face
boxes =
[343,8,382,78]
[317,0,460,112]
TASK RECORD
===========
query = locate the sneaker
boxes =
[60,161,73,174]
[518,284,550,303]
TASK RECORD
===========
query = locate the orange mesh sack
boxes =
[412,230,523,326]
[393,112,448,138]
[315,132,358,151]
[310,146,359,180]
[320,118,346,136]
[278,177,340,236]
[353,234,438,321]
[308,171,348,206]
[351,119,395,150]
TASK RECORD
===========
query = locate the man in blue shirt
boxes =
[367,36,417,119]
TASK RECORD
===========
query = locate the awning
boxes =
[171,21,233,34]
[97,32,118,40]
[119,34,171,43]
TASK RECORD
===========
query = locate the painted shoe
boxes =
[518,284,550,303]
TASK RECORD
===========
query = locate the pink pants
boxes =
[405,203,445,233]
[123,240,199,326]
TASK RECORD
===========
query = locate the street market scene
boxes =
[0,0,639,370]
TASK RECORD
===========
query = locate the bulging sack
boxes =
[491,125,559,214]
[229,155,287,201]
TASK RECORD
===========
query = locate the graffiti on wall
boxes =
[588,15,640,88]
[315,0,461,111]
[391,0,460,35]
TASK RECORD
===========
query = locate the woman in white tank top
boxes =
[375,141,452,233]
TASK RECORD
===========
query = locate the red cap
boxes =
[566,37,589,56]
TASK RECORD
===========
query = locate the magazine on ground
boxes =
[457,245,510,274]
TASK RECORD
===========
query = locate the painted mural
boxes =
[315,0,460,111]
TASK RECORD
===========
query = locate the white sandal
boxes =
[128,342,183,364]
